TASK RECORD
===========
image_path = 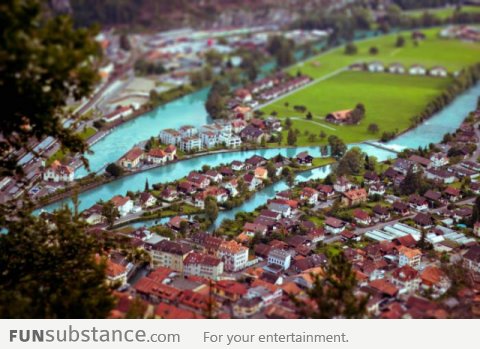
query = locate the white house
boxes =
[267,249,292,270]
[368,61,384,72]
[430,153,449,168]
[409,64,427,75]
[180,136,202,152]
[159,129,182,145]
[147,148,168,164]
[43,160,74,182]
[111,195,133,216]
[388,63,405,74]
[429,66,448,77]
[217,240,249,272]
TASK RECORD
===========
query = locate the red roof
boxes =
[123,147,143,161]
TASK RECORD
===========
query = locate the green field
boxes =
[405,6,480,19]
[263,71,453,145]
[289,28,480,80]
[261,27,480,146]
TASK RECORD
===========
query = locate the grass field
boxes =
[263,71,453,145]
[288,28,480,80]
[260,27,480,146]
[405,6,480,19]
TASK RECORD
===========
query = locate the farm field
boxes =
[405,6,480,19]
[262,71,453,146]
[288,28,480,80]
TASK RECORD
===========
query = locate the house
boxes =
[390,265,420,294]
[245,155,267,168]
[43,160,74,182]
[388,62,405,74]
[373,205,390,221]
[267,249,292,270]
[324,217,347,234]
[392,201,410,216]
[149,240,192,271]
[398,246,422,269]
[111,195,133,216]
[120,147,144,169]
[409,194,428,211]
[265,117,282,132]
[430,153,449,168]
[240,125,264,143]
[368,183,385,196]
[106,259,128,287]
[429,66,448,77]
[254,167,268,180]
[218,240,249,272]
[159,129,181,146]
[164,145,176,160]
[187,172,210,189]
[317,185,335,200]
[183,252,224,280]
[296,151,313,165]
[409,64,427,75]
[364,171,380,184]
[231,161,245,171]
[147,148,168,164]
[243,222,268,237]
[420,266,450,296]
[368,61,384,72]
[161,187,178,202]
[234,88,252,103]
[463,245,480,274]
[444,187,461,202]
[139,192,157,208]
[393,158,417,175]
[103,106,133,123]
[243,174,262,191]
[474,222,480,237]
[409,155,431,168]
[325,109,354,124]
[342,188,367,206]
[333,176,352,193]
[300,187,319,205]
[425,168,456,184]
[179,136,202,152]
[353,209,372,226]
[204,170,222,183]
[424,190,442,207]
[81,204,104,225]
[368,279,399,298]
[413,213,434,228]
[178,181,196,195]
[267,201,292,218]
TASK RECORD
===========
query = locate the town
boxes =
[2,0,480,321]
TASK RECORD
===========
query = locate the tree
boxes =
[328,135,347,159]
[400,168,424,195]
[102,201,120,228]
[306,111,313,120]
[344,42,358,55]
[205,80,229,119]
[396,35,406,48]
[369,46,379,55]
[0,206,115,318]
[285,117,292,129]
[1,0,101,174]
[145,178,150,192]
[335,147,365,176]
[291,252,369,318]
[105,163,124,177]
[287,129,297,146]
[205,196,219,222]
[367,123,379,134]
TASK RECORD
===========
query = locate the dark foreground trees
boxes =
[0,0,114,318]
[0,207,114,318]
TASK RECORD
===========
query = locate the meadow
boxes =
[404,6,480,20]
[263,71,453,146]
[261,27,480,146]
[288,28,480,80]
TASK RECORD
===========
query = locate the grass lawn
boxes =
[405,6,480,19]
[312,157,336,167]
[263,71,452,145]
[78,127,97,140]
[288,27,480,80]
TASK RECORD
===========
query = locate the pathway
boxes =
[290,117,337,131]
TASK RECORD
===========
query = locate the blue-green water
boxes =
[41,144,393,213]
